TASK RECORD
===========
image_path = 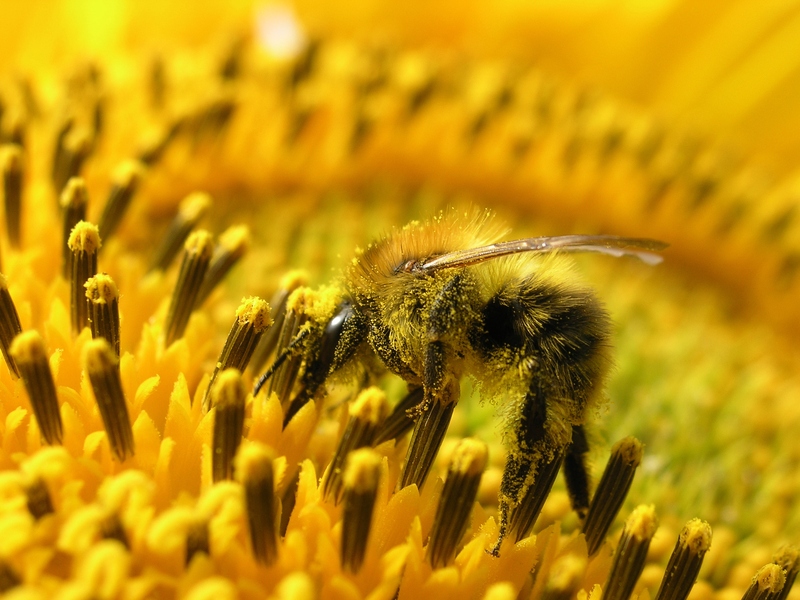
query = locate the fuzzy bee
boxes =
[255,208,666,548]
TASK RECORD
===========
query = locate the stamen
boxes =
[742,564,787,600]
[149,192,212,272]
[0,561,20,593]
[85,273,120,358]
[427,438,487,568]
[60,177,89,279]
[341,448,382,573]
[10,331,63,445]
[50,114,74,192]
[195,224,250,307]
[100,512,130,548]
[186,520,210,566]
[211,369,246,482]
[25,477,54,520]
[506,449,564,543]
[235,443,279,565]
[542,554,588,600]
[83,338,135,461]
[0,274,23,377]
[397,379,459,491]
[53,127,91,196]
[97,160,145,242]
[772,546,800,600]
[265,289,310,407]
[374,386,424,444]
[203,297,272,412]
[249,270,307,374]
[67,221,101,336]
[2,144,22,248]
[583,436,644,556]
[322,387,389,504]
[653,519,712,600]
[164,230,214,348]
[602,505,658,600]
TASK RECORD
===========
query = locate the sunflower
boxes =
[0,2,798,599]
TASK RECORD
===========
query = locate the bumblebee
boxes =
[256,208,666,547]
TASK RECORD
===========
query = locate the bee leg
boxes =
[562,424,591,522]
[492,385,565,554]
[283,302,366,427]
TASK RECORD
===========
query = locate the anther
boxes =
[164,230,214,347]
[235,443,279,565]
[195,224,250,307]
[0,274,23,377]
[249,270,307,374]
[67,221,101,336]
[398,380,459,491]
[2,144,22,248]
[100,512,130,548]
[341,448,382,573]
[149,192,212,272]
[742,564,787,600]
[322,387,389,504]
[0,560,20,593]
[60,177,88,279]
[653,519,713,600]
[427,438,487,568]
[203,297,272,412]
[264,289,310,407]
[506,449,564,543]
[25,477,55,520]
[602,505,658,600]
[186,520,210,566]
[542,554,588,600]
[53,127,91,195]
[211,369,246,482]
[85,273,121,358]
[772,546,800,600]
[374,386,424,444]
[583,436,644,556]
[83,338,135,461]
[10,331,63,445]
[51,114,74,192]
[97,160,145,242]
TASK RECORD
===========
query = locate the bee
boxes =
[255,208,666,548]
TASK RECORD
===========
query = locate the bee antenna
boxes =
[253,328,310,396]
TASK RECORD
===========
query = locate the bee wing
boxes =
[416,235,669,272]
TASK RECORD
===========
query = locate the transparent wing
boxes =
[414,235,669,273]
